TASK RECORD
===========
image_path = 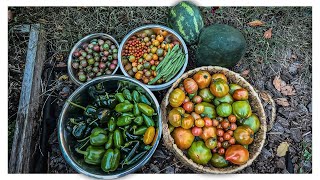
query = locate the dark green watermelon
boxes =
[168,1,204,45]
[196,24,247,68]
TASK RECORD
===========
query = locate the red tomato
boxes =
[226,130,234,136]
[183,78,198,94]
[221,120,230,130]
[193,71,212,89]
[204,117,213,127]
[183,101,194,113]
[233,88,249,101]
[183,96,190,104]
[218,137,224,142]
[229,137,236,145]
[223,133,231,141]
[216,129,224,137]
[225,145,249,165]
[228,115,237,123]
[191,127,203,136]
[192,95,202,104]
[230,123,237,131]
[218,147,225,155]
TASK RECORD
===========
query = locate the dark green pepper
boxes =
[113,129,124,149]
[137,103,155,116]
[141,114,155,127]
[125,131,140,140]
[133,103,141,116]
[108,117,116,132]
[116,115,134,126]
[90,127,108,146]
[115,103,134,113]
[132,90,140,103]
[106,98,118,109]
[115,93,125,103]
[121,141,140,167]
[67,100,97,118]
[105,132,113,149]
[140,94,151,106]
[75,145,105,165]
[72,121,87,139]
[133,116,144,125]
[97,109,111,123]
[126,151,147,165]
[133,126,148,135]
[101,148,120,172]
[123,89,133,101]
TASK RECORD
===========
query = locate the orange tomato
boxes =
[212,73,228,83]
[169,88,186,107]
[225,145,249,165]
[193,71,212,89]
[210,79,229,97]
[159,30,168,37]
[143,126,155,145]
[232,88,249,100]
[234,125,254,145]
[156,35,164,43]
[181,114,195,129]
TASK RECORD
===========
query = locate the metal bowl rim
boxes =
[67,33,120,86]
[58,75,162,179]
[117,24,189,91]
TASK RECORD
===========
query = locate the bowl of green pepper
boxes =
[58,75,161,179]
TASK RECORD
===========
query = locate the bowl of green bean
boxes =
[58,75,161,179]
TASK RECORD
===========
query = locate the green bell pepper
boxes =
[90,127,108,146]
[101,148,120,172]
[75,145,105,165]
[72,121,87,139]
[105,132,114,149]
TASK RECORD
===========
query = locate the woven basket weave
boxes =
[161,66,267,173]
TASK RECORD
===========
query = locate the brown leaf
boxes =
[277,142,289,157]
[259,91,270,102]
[56,62,67,68]
[264,28,272,39]
[273,76,284,91]
[241,69,250,77]
[275,98,290,107]
[248,20,265,27]
[281,85,296,96]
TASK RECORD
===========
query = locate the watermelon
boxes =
[168,1,204,45]
[195,24,247,68]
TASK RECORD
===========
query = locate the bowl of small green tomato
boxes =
[58,75,161,179]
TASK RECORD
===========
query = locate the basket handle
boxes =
[258,90,276,131]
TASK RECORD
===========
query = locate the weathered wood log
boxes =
[9,24,46,173]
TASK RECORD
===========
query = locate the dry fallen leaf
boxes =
[259,91,270,102]
[273,75,295,96]
[248,20,265,27]
[58,75,69,81]
[264,28,273,39]
[241,69,250,77]
[281,85,296,96]
[273,76,285,91]
[277,142,289,157]
[275,98,290,107]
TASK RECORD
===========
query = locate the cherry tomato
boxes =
[217,124,222,129]
[222,141,230,149]
[183,96,190,104]
[169,88,186,107]
[183,101,194,113]
[234,125,254,145]
[156,35,164,43]
[192,95,202,104]
[210,79,229,98]
[183,78,198,94]
[194,103,205,114]
[225,145,249,165]
[228,137,236,145]
[212,73,228,83]
[216,117,223,122]
[230,123,237,131]
[228,115,237,123]
[233,88,249,101]
[181,114,195,129]
[217,142,222,148]
[216,129,224,137]
[168,109,182,127]
[223,133,231,141]
[221,120,230,130]
[205,137,218,149]
[204,117,213,127]
[192,71,212,89]
[212,119,219,127]
[191,126,203,136]
[226,130,234,136]
[195,118,205,128]
[218,147,225,155]
[218,137,224,142]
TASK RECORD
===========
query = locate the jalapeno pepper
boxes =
[133,103,141,116]
[101,148,120,172]
[137,103,155,116]
[123,89,133,102]
[115,103,134,113]
[141,114,155,127]
[108,117,116,132]
[113,129,124,149]
[115,93,125,103]
[133,116,144,125]
[105,132,113,149]
[97,109,111,124]
[67,100,97,118]
[120,112,134,117]
[140,94,151,106]
[116,115,134,126]
[132,90,140,103]
[75,145,105,165]
[133,126,148,135]
[72,121,87,139]
[90,127,108,146]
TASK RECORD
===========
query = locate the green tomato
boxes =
[199,88,214,102]
[216,103,232,117]
[210,153,229,168]
[240,114,261,133]
[213,93,234,106]
[232,101,252,119]
[188,141,212,165]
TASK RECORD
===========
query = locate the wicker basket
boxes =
[161,66,267,173]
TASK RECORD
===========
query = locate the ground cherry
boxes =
[228,115,237,123]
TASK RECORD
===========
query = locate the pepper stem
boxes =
[105,92,109,99]
[75,147,88,156]
[78,139,90,150]
[77,135,90,142]
[69,118,79,125]
[89,118,99,126]
[67,100,86,111]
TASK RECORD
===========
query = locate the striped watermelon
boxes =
[168,1,204,45]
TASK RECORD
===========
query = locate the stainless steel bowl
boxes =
[68,33,120,86]
[58,75,161,179]
[118,24,189,91]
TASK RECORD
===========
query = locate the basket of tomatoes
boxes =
[161,66,267,173]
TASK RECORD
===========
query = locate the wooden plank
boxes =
[9,24,46,173]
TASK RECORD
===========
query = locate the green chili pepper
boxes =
[121,141,140,167]
[113,129,124,149]
[97,109,111,123]
[133,126,148,135]
[133,116,143,126]
[142,145,152,151]
[101,148,120,172]
[116,115,134,126]
[126,151,147,165]
[123,89,133,101]
[133,103,141,116]
[90,127,108,146]
[72,121,87,139]
[115,93,125,103]
[121,140,139,149]
[132,90,140,103]
[137,103,155,116]
[75,145,105,165]
[125,131,140,140]
[67,100,97,118]
[141,114,155,127]
[140,94,151,106]
[124,100,130,103]
[120,112,134,117]
[115,103,134,113]
[105,132,113,149]
[108,117,116,132]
